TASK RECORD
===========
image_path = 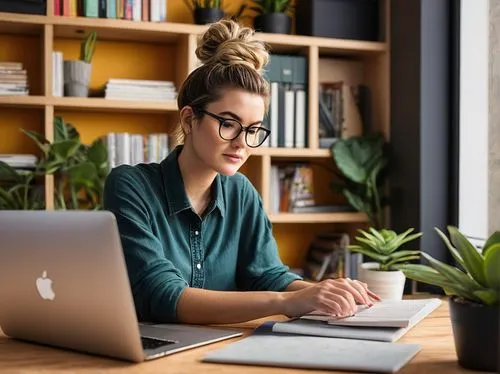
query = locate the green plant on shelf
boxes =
[184,0,223,9]
[0,117,109,211]
[248,0,294,15]
[0,163,45,210]
[80,31,97,64]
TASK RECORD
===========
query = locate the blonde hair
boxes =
[173,20,270,144]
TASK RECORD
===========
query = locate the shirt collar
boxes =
[160,145,225,217]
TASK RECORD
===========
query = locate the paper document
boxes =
[301,298,442,328]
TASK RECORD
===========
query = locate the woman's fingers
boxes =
[348,280,374,306]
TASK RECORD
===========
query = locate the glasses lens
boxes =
[219,119,242,140]
[246,127,268,147]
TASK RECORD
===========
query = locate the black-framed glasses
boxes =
[198,109,271,148]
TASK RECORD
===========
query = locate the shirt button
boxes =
[196,263,201,269]
[195,230,199,236]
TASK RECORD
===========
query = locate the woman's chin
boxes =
[216,164,241,177]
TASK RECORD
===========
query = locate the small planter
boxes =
[358,262,406,300]
[194,8,224,25]
[63,60,92,97]
[254,13,291,34]
[449,297,499,372]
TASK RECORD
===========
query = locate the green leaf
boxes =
[67,162,97,185]
[473,289,498,305]
[435,227,466,270]
[332,139,367,183]
[368,227,385,242]
[484,243,500,290]
[483,231,500,256]
[448,226,487,287]
[21,129,50,156]
[87,139,108,166]
[348,245,389,263]
[0,161,24,183]
[385,255,421,270]
[343,189,370,214]
[421,252,483,292]
[50,139,81,160]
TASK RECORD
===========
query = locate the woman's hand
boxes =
[280,278,381,318]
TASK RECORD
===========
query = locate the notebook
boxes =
[203,333,421,373]
[301,298,442,328]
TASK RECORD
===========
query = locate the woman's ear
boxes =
[179,106,194,135]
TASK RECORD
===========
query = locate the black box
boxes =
[0,0,46,15]
[295,0,380,41]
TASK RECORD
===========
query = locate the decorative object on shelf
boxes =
[295,0,380,41]
[397,227,500,372]
[349,228,422,300]
[331,132,388,229]
[184,0,225,25]
[249,0,293,34]
[22,116,109,210]
[63,31,97,97]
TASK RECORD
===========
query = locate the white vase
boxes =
[63,60,92,97]
[358,262,406,300]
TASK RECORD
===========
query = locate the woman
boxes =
[103,19,380,325]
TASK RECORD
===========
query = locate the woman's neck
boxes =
[177,144,217,214]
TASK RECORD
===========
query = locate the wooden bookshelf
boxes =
[0,2,389,267]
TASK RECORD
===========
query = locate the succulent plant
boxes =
[397,226,500,306]
[348,228,422,271]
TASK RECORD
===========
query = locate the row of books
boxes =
[0,62,29,96]
[262,54,307,149]
[103,79,177,101]
[54,0,167,22]
[104,132,169,169]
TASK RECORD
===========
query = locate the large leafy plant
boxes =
[397,227,500,306]
[2,117,109,209]
[331,132,388,229]
[349,228,422,271]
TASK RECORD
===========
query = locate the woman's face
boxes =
[189,88,266,176]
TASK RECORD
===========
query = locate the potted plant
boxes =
[6,116,109,210]
[249,0,293,34]
[331,132,388,229]
[184,0,225,25]
[397,226,500,372]
[348,227,422,300]
[63,31,97,97]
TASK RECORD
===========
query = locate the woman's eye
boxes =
[221,121,236,129]
[247,128,257,135]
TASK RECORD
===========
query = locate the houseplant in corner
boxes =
[249,0,293,34]
[184,0,225,25]
[348,227,422,300]
[63,30,97,97]
[397,226,500,372]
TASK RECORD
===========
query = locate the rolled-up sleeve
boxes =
[236,179,302,291]
[104,167,188,323]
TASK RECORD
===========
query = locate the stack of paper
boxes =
[104,79,177,101]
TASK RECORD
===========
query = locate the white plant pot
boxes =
[63,60,92,97]
[358,262,406,300]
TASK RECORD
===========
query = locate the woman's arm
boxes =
[176,278,380,325]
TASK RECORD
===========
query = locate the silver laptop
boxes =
[0,210,243,362]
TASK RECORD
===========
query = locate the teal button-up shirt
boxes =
[103,145,301,323]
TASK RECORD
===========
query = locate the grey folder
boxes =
[203,334,421,373]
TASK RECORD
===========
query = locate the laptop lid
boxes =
[0,210,147,362]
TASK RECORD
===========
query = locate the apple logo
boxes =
[36,270,55,301]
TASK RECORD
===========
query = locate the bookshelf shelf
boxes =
[0,96,47,109]
[268,212,367,224]
[51,97,178,113]
[0,12,46,35]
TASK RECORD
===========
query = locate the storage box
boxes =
[295,0,380,41]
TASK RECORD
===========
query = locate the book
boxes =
[203,332,421,373]
[301,298,442,328]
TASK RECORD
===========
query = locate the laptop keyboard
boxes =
[141,336,176,350]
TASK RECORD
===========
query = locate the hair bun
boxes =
[196,20,269,73]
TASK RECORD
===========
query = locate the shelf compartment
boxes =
[268,212,367,224]
[50,97,178,113]
[0,12,46,35]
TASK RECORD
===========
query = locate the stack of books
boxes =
[0,154,38,169]
[0,62,29,96]
[104,79,177,101]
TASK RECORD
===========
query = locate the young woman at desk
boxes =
[103,20,380,325]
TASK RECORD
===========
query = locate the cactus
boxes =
[80,31,97,64]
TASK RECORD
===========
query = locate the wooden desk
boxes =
[0,299,484,374]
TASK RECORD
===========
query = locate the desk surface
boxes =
[0,298,483,374]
